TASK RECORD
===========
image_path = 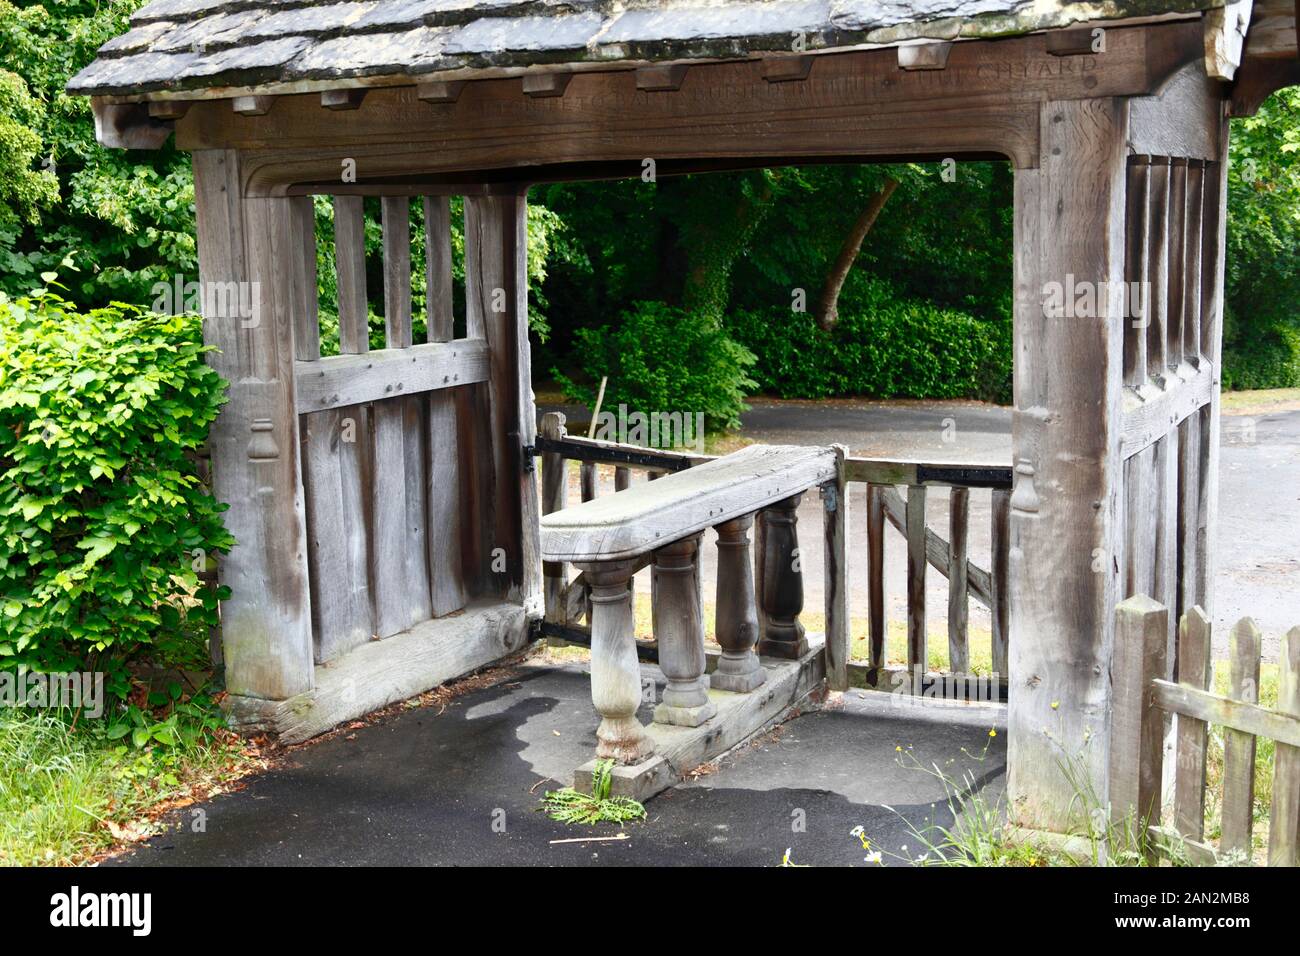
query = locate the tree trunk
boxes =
[815,178,898,331]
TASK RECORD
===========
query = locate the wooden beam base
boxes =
[571,637,826,802]
[224,600,532,743]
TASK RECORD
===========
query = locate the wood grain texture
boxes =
[1007,97,1128,832]
[1220,616,1261,858]
[822,445,849,692]
[1109,595,1168,854]
[906,484,926,674]
[1268,627,1300,865]
[990,488,1010,677]
[225,600,530,743]
[293,338,489,412]
[540,444,836,563]
[332,194,369,355]
[947,486,970,674]
[1174,606,1211,841]
[866,483,886,671]
[193,150,315,700]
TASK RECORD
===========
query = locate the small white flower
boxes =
[865,851,882,864]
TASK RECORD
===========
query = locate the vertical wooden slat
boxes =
[1153,434,1179,661]
[423,194,465,616]
[369,197,428,636]
[294,193,372,663]
[823,446,849,691]
[1109,594,1168,858]
[866,483,886,672]
[289,195,320,362]
[1173,606,1211,841]
[1123,156,1150,389]
[1220,616,1261,859]
[381,196,413,348]
[1176,414,1201,622]
[1183,160,1204,363]
[906,484,926,675]
[423,196,454,343]
[306,194,374,661]
[989,487,1010,678]
[1268,626,1300,866]
[333,195,369,354]
[614,466,631,492]
[1146,157,1171,383]
[540,412,568,626]
[580,461,598,503]
[1166,158,1188,370]
[464,194,537,607]
[947,486,969,674]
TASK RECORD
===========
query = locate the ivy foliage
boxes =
[0,291,232,690]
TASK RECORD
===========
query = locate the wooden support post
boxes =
[463,192,540,614]
[1173,606,1211,841]
[1268,626,1300,866]
[580,560,654,764]
[712,514,766,693]
[192,150,314,700]
[1220,616,1261,858]
[652,534,716,727]
[1109,595,1168,861]
[947,486,970,674]
[756,494,808,660]
[1008,98,1128,833]
[906,484,927,675]
[822,446,850,691]
[867,483,886,672]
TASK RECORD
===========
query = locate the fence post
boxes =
[1268,626,1300,866]
[823,445,850,691]
[1109,594,1168,858]
[1174,606,1211,842]
[1221,616,1262,858]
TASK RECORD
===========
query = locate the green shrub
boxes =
[555,300,757,436]
[727,278,1012,403]
[0,291,232,693]
[1222,320,1300,391]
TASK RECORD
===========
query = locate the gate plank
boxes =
[1173,606,1211,841]
[1220,616,1261,858]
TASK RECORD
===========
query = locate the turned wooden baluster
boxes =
[652,534,717,726]
[712,514,766,692]
[579,560,654,763]
[757,493,808,659]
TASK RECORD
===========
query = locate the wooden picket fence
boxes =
[1112,595,1300,865]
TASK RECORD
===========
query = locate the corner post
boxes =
[192,149,314,701]
[1007,98,1128,832]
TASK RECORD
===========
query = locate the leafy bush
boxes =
[555,300,757,435]
[727,278,1012,403]
[1222,321,1300,390]
[0,291,232,693]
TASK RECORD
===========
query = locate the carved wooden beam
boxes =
[522,72,572,98]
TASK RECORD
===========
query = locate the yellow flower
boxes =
[988,728,997,737]
[1050,700,1060,710]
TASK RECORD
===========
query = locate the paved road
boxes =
[547,397,1300,657]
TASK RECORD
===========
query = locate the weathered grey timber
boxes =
[71,0,1296,837]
